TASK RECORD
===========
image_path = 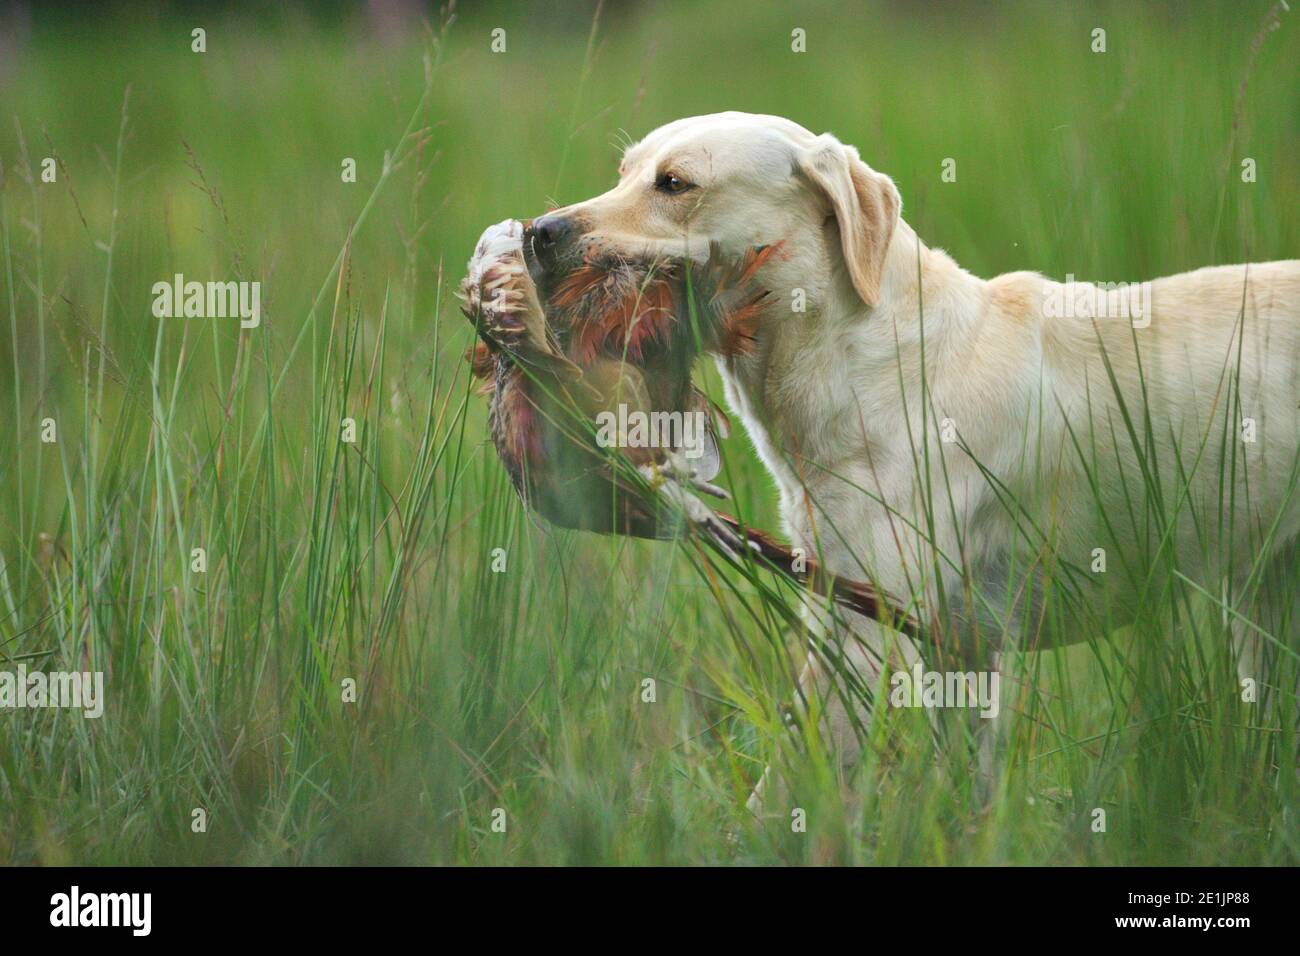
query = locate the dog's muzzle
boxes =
[524,212,584,279]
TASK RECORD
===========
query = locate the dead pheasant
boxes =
[460,218,759,535]
[460,219,920,637]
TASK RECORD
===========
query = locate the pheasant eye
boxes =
[655,171,692,194]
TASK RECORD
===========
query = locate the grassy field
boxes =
[1,0,1297,865]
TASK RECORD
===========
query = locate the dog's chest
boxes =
[713,326,902,532]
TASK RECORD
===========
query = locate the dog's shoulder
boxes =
[986,270,1048,325]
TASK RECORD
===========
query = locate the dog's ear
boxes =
[797,135,901,308]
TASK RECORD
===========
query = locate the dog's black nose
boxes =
[530,214,572,264]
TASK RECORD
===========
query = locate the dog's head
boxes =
[525,111,901,315]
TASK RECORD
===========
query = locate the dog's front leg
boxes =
[972,650,1008,808]
[746,612,920,819]
[746,602,1009,820]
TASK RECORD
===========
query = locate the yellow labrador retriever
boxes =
[526,111,1300,807]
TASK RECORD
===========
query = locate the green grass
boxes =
[0,0,1297,865]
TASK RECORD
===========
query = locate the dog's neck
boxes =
[843,217,989,351]
[719,217,990,513]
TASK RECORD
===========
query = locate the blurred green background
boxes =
[0,0,1296,864]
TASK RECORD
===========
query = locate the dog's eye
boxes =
[654,171,693,194]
